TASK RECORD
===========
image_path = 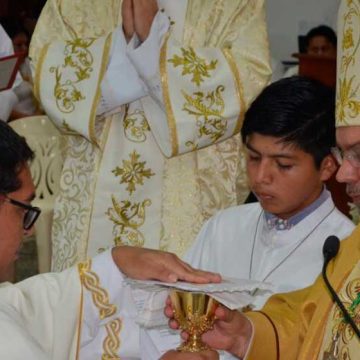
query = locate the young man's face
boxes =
[336,126,360,206]
[246,133,336,219]
[0,164,35,282]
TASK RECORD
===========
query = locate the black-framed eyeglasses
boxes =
[5,197,41,230]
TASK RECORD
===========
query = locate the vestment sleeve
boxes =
[98,27,148,115]
[245,287,311,359]
[128,1,271,157]
[0,250,136,359]
[0,264,82,359]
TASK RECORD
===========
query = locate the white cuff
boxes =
[127,11,170,106]
[98,27,147,115]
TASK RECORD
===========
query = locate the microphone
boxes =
[322,236,360,339]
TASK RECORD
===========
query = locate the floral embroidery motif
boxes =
[123,109,150,142]
[112,151,155,195]
[50,38,95,113]
[343,27,354,50]
[336,1,360,124]
[182,85,226,149]
[78,259,117,319]
[324,276,360,359]
[102,318,122,360]
[106,196,151,247]
[168,47,217,86]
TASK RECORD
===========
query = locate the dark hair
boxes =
[0,121,33,194]
[305,25,337,48]
[241,76,335,168]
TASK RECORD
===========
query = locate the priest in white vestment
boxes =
[30,0,271,271]
[0,120,220,359]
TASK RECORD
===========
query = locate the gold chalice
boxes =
[170,290,219,352]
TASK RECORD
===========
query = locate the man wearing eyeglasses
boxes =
[164,1,360,358]
[0,122,220,359]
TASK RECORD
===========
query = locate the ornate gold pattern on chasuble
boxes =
[106,196,151,247]
[102,318,122,360]
[78,259,117,319]
[123,109,150,143]
[50,38,95,114]
[182,85,226,149]
[112,151,155,195]
[332,278,360,337]
[168,46,218,86]
[52,136,98,271]
[322,268,360,360]
[198,136,246,220]
[337,1,360,124]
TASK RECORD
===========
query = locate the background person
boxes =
[283,24,337,78]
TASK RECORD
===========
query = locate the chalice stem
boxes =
[189,333,207,350]
[179,332,209,352]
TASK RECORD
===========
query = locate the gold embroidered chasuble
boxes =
[30,0,271,271]
[319,261,360,359]
[245,225,360,360]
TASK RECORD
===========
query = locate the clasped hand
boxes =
[122,0,158,42]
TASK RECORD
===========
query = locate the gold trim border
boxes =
[78,259,117,320]
[89,33,113,147]
[222,47,246,135]
[160,33,179,156]
[84,33,114,256]
[102,318,122,359]
[84,113,113,258]
[33,43,51,102]
[75,270,85,360]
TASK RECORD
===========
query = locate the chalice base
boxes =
[177,334,210,353]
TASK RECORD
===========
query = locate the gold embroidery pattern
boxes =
[106,196,151,247]
[182,85,226,149]
[78,259,117,320]
[89,33,112,146]
[102,318,122,360]
[123,109,150,143]
[168,47,218,86]
[50,38,95,114]
[337,1,360,124]
[324,277,360,359]
[333,278,360,341]
[52,136,98,270]
[112,151,155,195]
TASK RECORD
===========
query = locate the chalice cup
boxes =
[170,290,219,352]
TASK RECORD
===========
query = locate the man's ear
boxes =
[319,154,338,181]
